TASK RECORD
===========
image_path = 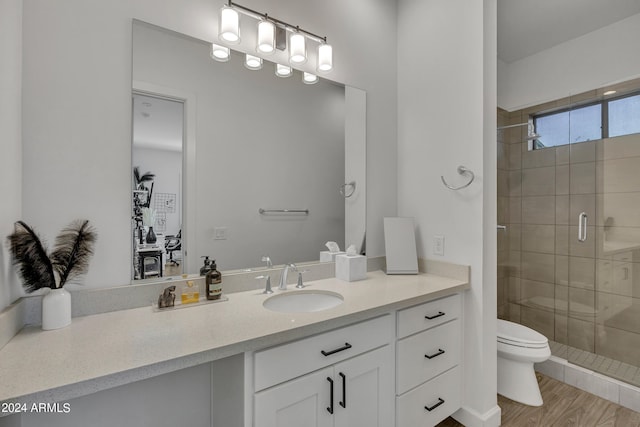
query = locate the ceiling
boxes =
[132,94,183,152]
[498,0,640,63]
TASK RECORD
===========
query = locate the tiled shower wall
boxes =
[497,89,640,385]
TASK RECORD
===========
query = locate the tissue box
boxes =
[335,254,367,282]
[320,251,346,262]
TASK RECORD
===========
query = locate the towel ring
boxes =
[441,166,475,190]
[340,181,356,198]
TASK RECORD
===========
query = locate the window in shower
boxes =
[533,103,602,148]
[609,93,640,137]
[532,90,640,149]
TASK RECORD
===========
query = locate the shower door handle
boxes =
[578,212,588,242]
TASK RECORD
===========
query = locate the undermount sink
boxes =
[263,290,344,313]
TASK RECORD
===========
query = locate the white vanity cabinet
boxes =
[395,294,463,427]
[251,315,394,427]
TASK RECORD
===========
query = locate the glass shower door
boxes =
[567,88,640,387]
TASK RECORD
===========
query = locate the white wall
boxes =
[0,0,24,309]
[397,0,498,424]
[20,363,212,427]
[19,0,397,293]
[498,12,640,111]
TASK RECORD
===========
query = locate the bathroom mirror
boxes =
[131,21,366,280]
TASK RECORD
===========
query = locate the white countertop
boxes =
[602,240,640,256]
[0,270,468,406]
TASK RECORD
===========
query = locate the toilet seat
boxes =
[497,319,548,349]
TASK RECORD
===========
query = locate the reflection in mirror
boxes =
[132,94,184,280]
[132,21,365,280]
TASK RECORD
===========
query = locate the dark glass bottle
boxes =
[206,260,222,300]
[200,256,213,276]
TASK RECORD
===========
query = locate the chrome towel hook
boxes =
[441,166,475,190]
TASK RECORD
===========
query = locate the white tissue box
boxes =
[335,254,367,282]
[320,251,346,262]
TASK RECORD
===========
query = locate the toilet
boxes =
[497,319,551,406]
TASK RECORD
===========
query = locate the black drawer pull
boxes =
[321,342,352,357]
[425,311,445,320]
[425,349,446,359]
[339,372,346,408]
[327,377,334,414]
[425,398,445,412]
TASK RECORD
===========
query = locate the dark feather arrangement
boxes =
[133,166,155,208]
[7,220,97,292]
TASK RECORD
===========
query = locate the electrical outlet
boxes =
[214,227,228,240]
[433,235,445,256]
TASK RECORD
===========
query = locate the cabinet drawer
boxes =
[396,366,461,427]
[396,319,460,394]
[254,315,392,391]
[397,293,461,339]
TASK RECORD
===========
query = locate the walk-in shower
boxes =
[497,77,640,389]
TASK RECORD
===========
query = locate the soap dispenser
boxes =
[206,259,223,300]
[200,256,213,276]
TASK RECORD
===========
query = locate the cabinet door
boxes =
[333,346,393,427]
[254,367,334,427]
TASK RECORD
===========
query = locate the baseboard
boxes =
[452,404,501,427]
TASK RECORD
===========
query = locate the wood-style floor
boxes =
[437,373,640,426]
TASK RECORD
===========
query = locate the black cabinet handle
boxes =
[339,372,346,408]
[425,398,445,412]
[321,342,352,357]
[424,348,446,359]
[326,377,334,414]
[425,311,445,320]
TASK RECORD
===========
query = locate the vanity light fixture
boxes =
[257,18,276,54]
[604,90,617,96]
[302,72,318,85]
[317,42,333,72]
[289,31,307,65]
[218,1,332,73]
[219,5,240,43]
[275,64,292,78]
[210,43,230,62]
[245,54,263,70]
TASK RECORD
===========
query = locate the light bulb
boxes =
[245,54,263,70]
[275,64,292,78]
[303,72,318,85]
[257,19,275,54]
[317,43,333,72]
[219,6,240,44]
[210,43,230,62]
[289,32,307,65]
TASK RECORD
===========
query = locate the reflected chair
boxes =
[164,230,181,266]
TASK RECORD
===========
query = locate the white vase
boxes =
[42,288,71,330]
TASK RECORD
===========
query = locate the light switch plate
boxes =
[214,227,228,240]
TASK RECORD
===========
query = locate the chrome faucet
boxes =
[256,275,273,294]
[261,255,273,269]
[278,263,298,290]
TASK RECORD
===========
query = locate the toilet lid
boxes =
[497,319,548,347]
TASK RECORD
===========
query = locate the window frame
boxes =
[531,89,640,150]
